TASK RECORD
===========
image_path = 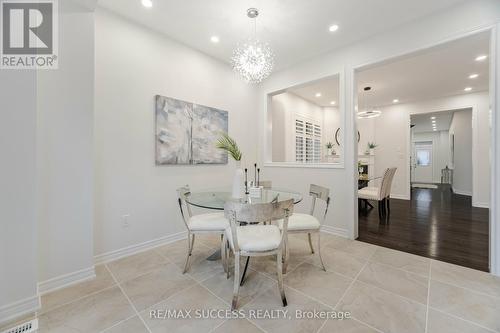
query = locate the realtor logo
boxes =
[1,0,58,69]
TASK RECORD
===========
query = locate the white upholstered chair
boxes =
[358,167,397,218]
[177,186,229,273]
[277,184,330,273]
[222,199,294,310]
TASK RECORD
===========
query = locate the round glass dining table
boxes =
[185,187,303,210]
[185,187,303,286]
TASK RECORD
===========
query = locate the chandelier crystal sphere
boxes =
[231,8,274,84]
[231,37,274,83]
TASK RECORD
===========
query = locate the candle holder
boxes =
[244,168,249,194]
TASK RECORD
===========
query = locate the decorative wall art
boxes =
[155,95,229,165]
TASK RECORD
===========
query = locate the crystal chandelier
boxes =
[231,8,274,84]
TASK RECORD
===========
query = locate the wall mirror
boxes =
[266,74,343,166]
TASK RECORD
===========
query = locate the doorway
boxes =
[413,142,433,184]
[354,31,491,272]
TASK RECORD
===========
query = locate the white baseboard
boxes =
[94,230,187,265]
[0,295,40,326]
[320,225,348,238]
[38,266,96,295]
[473,201,490,208]
[390,194,410,200]
[452,187,472,196]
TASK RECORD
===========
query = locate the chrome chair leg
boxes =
[308,233,315,254]
[277,250,287,306]
[317,232,326,271]
[231,252,241,310]
[183,233,195,274]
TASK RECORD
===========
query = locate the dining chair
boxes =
[222,199,294,310]
[358,167,397,219]
[277,184,330,273]
[177,186,229,273]
[384,167,397,215]
[257,180,272,226]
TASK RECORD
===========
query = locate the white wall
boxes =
[271,96,287,162]
[0,0,96,323]
[260,0,500,239]
[36,5,95,286]
[94,8,258,256]
[371,92,489,204]
[491,21,500,276]
[323,107,342,157]
[357,118,376,155]
[449,109,473,195]
[412,130,450,184]
[373,106,410,199]
[0,72,39,321]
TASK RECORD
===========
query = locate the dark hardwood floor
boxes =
[358,184,490,272]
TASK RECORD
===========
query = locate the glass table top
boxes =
[185,188,303,210]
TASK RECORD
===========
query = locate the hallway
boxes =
[358,185,489,271]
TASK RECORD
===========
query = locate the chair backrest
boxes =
[176,185,193,228]
[309,184,331,221]
[224,199,294,252]
[385,167,397,198]
[378,168,397,199]
[258,180,272,189]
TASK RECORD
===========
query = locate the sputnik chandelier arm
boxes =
[231,8,275,83]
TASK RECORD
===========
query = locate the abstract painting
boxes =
[155,95,228,165]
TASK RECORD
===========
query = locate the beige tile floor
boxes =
[3,233,500,333]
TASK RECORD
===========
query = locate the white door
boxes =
[413,142,433,183]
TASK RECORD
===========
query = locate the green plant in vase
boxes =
[367,142,377,155]
[216,132,244,198]
[325,142,334,156]
[216,132,242,161]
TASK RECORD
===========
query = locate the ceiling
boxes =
[411,110,460,133]
[287,75,339,107]
[98,0,466,71]
[357,31,490,108]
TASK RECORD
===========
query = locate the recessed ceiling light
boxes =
[469,73,479,79]
[328,24,339,32]
[315,92,322,97]
[141,0,153,8]
[433,129,437,131]
[432,121,436,124]
[393,99,399,103]
[330,101,336,105]
[210,36,220,43]
[464,87,472,92]
[431,116,436,120]
[475,55,488,62]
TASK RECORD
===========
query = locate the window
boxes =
[295,116,321,163]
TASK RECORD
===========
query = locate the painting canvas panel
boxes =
[155,95,228,165]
